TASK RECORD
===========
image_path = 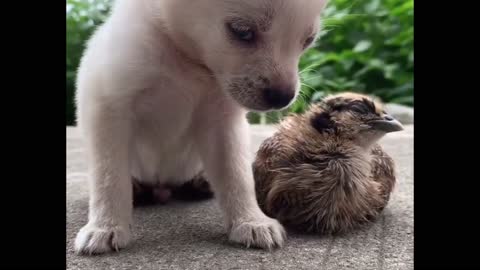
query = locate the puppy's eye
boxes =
[303,36,315,49]
[227,22,255,43]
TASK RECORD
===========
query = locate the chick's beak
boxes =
[369,114,404,133]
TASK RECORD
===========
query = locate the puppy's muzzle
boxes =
[263,87,295,109]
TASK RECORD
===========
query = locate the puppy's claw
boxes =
[229,215,286,250]
[74,224,131,255]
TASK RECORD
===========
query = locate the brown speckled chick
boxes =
[253,92,403,234]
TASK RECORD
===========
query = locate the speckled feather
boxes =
[253,92,397,234]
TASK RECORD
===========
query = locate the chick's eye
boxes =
[227,22,255,43]
[350,104,369,114]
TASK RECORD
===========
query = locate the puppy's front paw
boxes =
[229,215,286,249]
[74,223,131,255]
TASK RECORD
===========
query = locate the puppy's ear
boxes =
[311,112,335,133]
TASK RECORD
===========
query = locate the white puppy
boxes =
[74,0,327,254]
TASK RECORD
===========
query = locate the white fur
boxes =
[74,0,327,254]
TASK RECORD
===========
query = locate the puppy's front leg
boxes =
[200,114,286,249]
[74,106,133,255]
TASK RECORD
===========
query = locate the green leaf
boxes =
[311,91,327,102]
[390,96,414,106]
[353,40,372,52]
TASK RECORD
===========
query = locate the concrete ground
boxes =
[67,125,413,270]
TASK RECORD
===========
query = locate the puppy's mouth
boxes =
[225,85,297,112]
[226,85,273,112]
[220,73,299,111]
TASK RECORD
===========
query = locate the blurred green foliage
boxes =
[66,0,413,125]
[66,0,110,125]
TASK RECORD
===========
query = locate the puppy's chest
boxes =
[129,82,207,183]
[132,77,208,134]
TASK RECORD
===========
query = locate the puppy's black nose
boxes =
[263,88,295,109]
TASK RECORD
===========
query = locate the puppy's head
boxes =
[162,0,328,111]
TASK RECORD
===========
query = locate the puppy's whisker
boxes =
[301,74,324,82]
[300,82,317,93]
[299,63,322,74]
[295,93,307,105]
